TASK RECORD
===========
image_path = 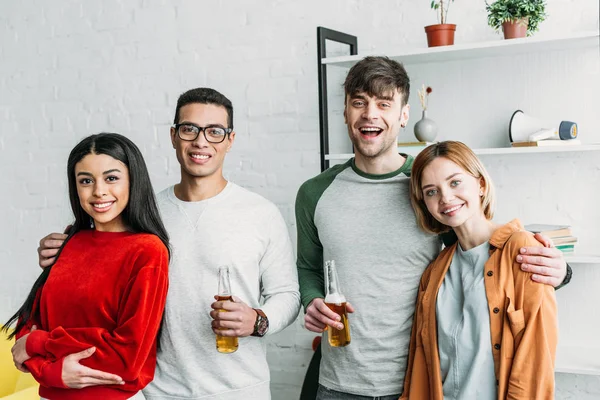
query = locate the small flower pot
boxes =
[502,18,529,39]
[424,24,456,47]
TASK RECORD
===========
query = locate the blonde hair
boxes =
[410,141,496,234]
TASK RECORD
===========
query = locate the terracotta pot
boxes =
[424,24,456,47]
[502,18,529,39]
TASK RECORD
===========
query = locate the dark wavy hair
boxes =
[3,133,170,339]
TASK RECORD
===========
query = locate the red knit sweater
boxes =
[18,229,169,400]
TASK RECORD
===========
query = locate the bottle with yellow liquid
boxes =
[324,260,351,347]
[216,266,239,353]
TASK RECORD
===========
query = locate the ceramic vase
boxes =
[414,110,438,142]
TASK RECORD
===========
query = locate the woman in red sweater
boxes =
[3,133,170,400]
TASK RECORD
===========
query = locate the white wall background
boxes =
[1,0,599,398]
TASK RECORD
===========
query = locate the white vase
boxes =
[414,110,438,142]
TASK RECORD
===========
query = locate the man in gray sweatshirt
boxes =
[37,88,300,399]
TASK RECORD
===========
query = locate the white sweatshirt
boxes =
[143,182,300,400]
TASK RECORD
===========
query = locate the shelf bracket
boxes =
[317,27,357,171]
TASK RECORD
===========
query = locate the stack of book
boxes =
[524,224,577,253]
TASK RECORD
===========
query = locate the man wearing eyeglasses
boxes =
[35,88,300,399]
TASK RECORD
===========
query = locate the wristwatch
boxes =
[555,264,573,290]
[251,308,269,337]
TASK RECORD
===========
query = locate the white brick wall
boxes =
[1,0,599,398]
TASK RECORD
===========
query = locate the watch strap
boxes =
[555,263,573,290]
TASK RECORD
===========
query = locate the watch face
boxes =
[257,315,268,335]
[255,312,269,336]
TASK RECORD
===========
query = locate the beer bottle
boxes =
[324,260,351,347]
[216,266,239,353]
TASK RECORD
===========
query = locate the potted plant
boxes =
[425,0,456,47]
[486,0,547,39]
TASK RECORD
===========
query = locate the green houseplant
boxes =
[486,0,547,39]
[425,0,456,47]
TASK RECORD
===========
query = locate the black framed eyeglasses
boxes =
[173,123,233,143]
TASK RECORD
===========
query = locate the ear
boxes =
[227,131,236,152]
[170,126,177,149]
[400,103,410,126]
[479,177,486,196]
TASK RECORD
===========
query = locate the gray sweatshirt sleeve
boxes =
[259,205,301,335]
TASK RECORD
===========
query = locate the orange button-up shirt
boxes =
[401,219,557,400]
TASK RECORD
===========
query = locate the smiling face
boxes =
[170,103,235,183]
[344,89,409,161]
[420,157,487,230]
[75,153,130,232]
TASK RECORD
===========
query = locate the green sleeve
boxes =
[295,162,347,311]
[295,182,325,310]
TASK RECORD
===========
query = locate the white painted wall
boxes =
[1,0,598,398]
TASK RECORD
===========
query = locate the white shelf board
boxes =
[564,255,600,264]
[322,31,599,68]
[474,144,600,155]
[324,144,600,160]
[556,345,600,375]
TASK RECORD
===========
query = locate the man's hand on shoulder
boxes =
[516,232,567,287]
[38,232,68,269]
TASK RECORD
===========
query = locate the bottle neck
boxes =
[218,266,232,296]
[324,261,345,302]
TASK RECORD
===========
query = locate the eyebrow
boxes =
[76,169,122,177]
[179,121,227,128]
[421,172,462,190]
[350,94,395,102]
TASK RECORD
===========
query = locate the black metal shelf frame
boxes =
[317,27,357,171]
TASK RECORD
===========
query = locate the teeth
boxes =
[191,154,209,159]
[94,202,113,209]
[443,205,462,214]
[360,127,381,132]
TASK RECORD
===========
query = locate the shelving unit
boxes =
[317,29,600,170]
[316,27,600,378]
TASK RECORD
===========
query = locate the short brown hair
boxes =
[410,141,496,234]
[344,56,410,105]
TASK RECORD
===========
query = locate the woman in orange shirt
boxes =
[402,141,557,399]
